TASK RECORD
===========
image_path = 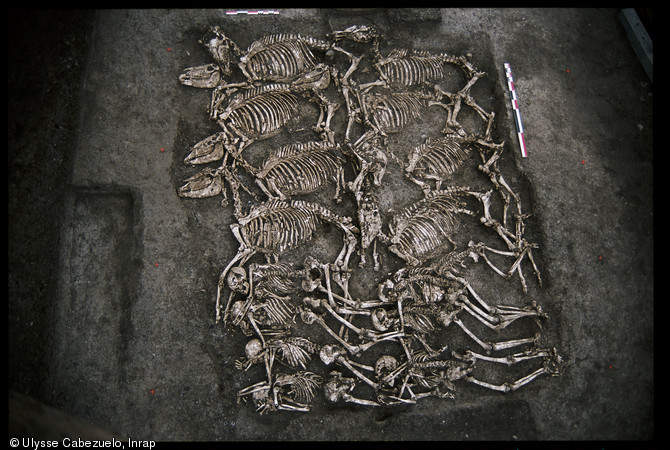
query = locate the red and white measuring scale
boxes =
[504,63,528,158]
[225,10,279,15]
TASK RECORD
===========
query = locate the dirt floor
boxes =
[9,8,654,445]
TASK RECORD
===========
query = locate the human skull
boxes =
[227,266,249,294]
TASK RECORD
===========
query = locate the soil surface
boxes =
[9,8,653,444]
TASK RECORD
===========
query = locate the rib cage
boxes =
[178,25,557,412]
[272,337,319,369]
[376,49,447,87]
[220,84,299,139]
[253,264,296,298]
[407,137,472,177]
[238,199,321,254]
[274,371,322,403]
[257,141,344,197]
[374,49,483,88]
[236,198,353,255]
[242,34,329,82]
[255,33,331,51]
[389,189,474,263]
[366,92,424,134]
[256,298,295,326]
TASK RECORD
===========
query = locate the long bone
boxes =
[476,142,521,230]
[239,33,331,83]
[237,380,275,414]
[378,350,468,401]
[289,63,342,144]
[346,137,389,201]
[299,307,399,356]
[458,346,559,366]
[309,87,341,144]
[385,187,483,267]
[411,299,538,354]
[238,371,322,414]
[304,259,400,341]
[449,291,546,331]
[310,287,386,312]
[223,260,301,327]
[225,139,347,203]
[302,257,386,317]
[320,345,380,390]
[474,143,542,291]
[324,44,366,144]
[429,72,493,137]
[468,188,542,293]
[178,24,560,413]
[469,239,541,295]
[454,347,562,393]
[290,200,359,273]
[384,345,560,399]
[354,184,384,271]
[373,356,423,405]
[381,268,545,353]
[341,77,363,144]
[328,24,381,83]
[217,199,359,324]
[236,336,319,386]
[470,241,538,280]
[272,371,322,410]
[431,265,547,329]
[323,371,381,407]
[311,275,388,321]
[304,296,403,343]
[299,307,360,354]
[449,322,541,353]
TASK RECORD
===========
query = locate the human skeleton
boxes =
[177,23,560,413]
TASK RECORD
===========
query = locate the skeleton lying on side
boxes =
[237,370,323,414]
[176,23,560,415]
[217,202,359,325]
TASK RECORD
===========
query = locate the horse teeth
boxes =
[177,23,559,414]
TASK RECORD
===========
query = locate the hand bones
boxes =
[177,23,560,414]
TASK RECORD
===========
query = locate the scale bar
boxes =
[504,63,528,158]
[226,10,279,15]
